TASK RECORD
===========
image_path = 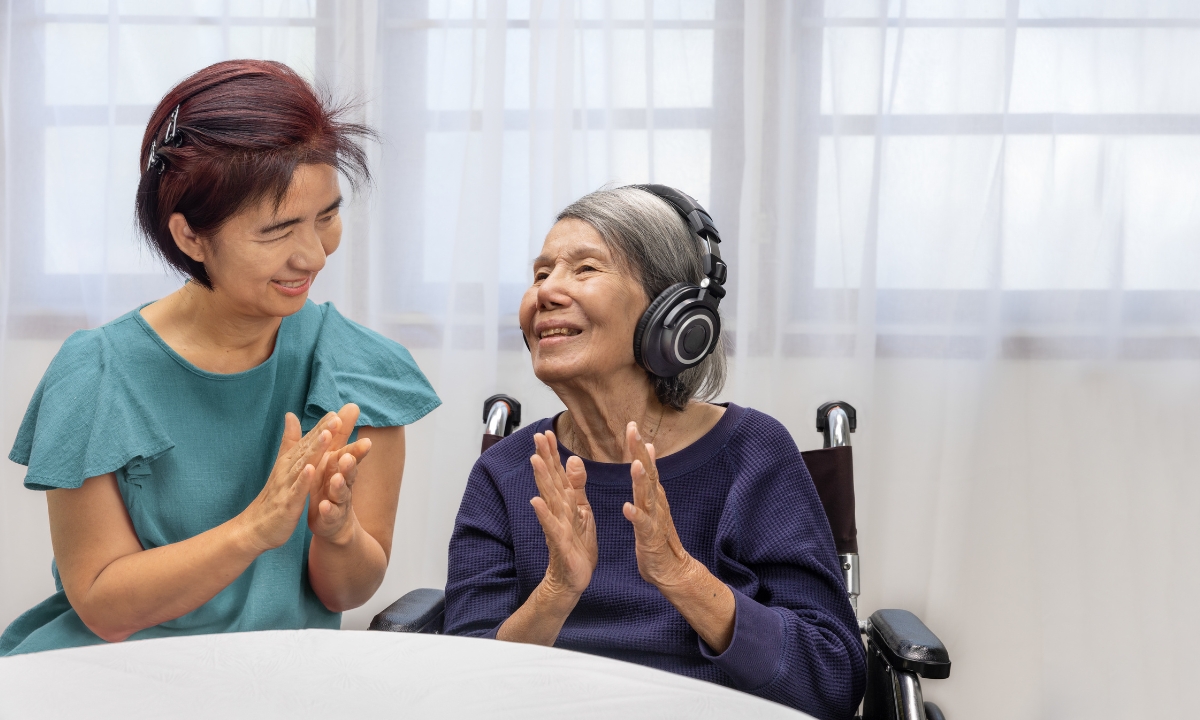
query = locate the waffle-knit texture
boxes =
[445,404,866,719]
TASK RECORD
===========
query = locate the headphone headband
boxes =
[628,184,728,378]
[631,184,728,297]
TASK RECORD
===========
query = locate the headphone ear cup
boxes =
[634,283,693,375]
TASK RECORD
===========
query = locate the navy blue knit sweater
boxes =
[444,404,866,719]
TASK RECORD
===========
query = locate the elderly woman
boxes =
[444,186,865,718]
[0,60,439,655]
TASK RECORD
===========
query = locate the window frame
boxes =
[375,0,739,350]
[8,0,334,339]
[766,4,1200,360]
[11,0,1200,359]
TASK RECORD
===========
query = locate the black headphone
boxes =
[630,184,728,378]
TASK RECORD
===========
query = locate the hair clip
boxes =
[146,140,162,172]
[145,104,183,174]
[162,105,182,147]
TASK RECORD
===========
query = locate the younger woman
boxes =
[1,60,439,654]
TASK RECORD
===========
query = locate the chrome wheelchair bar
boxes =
[842,552,860,617]
[895,669,927,720]
[826,405,852,448]
[485,401,510,437]
[823,404,860,617]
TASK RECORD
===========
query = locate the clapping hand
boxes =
[241,410,341,552]
[308,403,372,543]
[622,422,697,589]
[529,430,598,597]
[507,422,731,650]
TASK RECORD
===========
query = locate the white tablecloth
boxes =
[0,629,811,719]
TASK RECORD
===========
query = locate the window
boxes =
[12,0,1197,359]
[793,1,1200,359]
[377,0,729,349]
[9,0,327,333]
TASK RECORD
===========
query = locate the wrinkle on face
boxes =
[520,219,648,387]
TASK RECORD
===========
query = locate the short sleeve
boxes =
[303,304,441,429]
[8,330,175,491]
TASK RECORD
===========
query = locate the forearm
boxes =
[495,579,580,646]
[75,518,261,643]
[306,511,389,612]
[655,557,736,653]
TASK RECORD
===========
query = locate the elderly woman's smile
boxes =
[536,324,581,341]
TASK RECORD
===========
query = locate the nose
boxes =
[291,224,327,274]
[536,264,572,310]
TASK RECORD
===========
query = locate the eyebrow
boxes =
[259,196,343,235]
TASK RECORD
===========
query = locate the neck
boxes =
[178,282,281,349]
[553,368,672,463]
[142,282,283,373]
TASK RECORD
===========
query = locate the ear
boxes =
[167,213,206,263]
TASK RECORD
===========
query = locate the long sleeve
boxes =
[442,408,866,718]
[702,414,866,720]
[444,456,522,639]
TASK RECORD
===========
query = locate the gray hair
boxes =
[557,186,727,411]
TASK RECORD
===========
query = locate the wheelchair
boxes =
[370,396,951,720]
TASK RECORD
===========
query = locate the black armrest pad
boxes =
[868,609,951,679]
[369,588,446,633]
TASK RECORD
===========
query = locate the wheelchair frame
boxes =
[370,397,951,720]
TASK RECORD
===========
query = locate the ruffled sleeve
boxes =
[8,330,175,491]
[303,303,441,429]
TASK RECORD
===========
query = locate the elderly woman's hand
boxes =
[494,429,596,646]
[623,421,736,653]
[529,430,597,597]
[622,422,700,589]
[308,403,373,543]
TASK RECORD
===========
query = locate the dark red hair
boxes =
[135,60,375,288]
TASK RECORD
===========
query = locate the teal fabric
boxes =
[1,301,440,656]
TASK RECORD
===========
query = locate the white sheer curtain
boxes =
[2,1,1198,718]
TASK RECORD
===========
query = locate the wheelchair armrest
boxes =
[369,588,445,633]
[867,609,951,680]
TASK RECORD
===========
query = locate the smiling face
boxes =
[171,162,342,319]
[519,218,650,387]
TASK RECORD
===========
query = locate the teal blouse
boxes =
[0,301,440,656]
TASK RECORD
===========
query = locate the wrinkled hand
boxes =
[623,422,697,589]
[529,430,597,598]
[241,411,340,553]
[308,403,372,543]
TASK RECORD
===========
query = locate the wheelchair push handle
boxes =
[816,401,856,448]
[482,394,523,453]
[805,401,859,614]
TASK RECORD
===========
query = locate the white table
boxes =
[0,629,812,719]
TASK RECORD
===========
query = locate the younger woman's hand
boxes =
[623,422,697,589]
[529,430,597,598]
[240,411,340,553]
[308,404,372,543]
